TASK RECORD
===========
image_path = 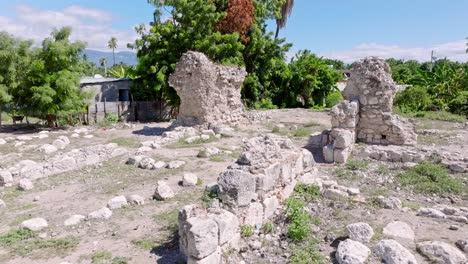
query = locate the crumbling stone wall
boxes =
[312,57,417,164]
[178,135,315,263]
[169,51,247,128]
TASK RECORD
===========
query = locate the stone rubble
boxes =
[107,195,128,210]
[88,207,113,220]
[375,239,418,264]
[64,215,86,226]
[346,222,374,243]
[21,218,48,231]
[182,173,199,187]
[153,181,175,200]
[417,241,466,264]
[383,221,415,241]
[336,239,371,264]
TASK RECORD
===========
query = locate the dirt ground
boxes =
[0,109,467,264]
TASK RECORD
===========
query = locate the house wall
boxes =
[81,79,131,103]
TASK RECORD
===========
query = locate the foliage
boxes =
[345,159,369,171]
[98,113,119,127]
[398,162,464,195]
[275,0,294,39]
[108,64,138,79]
[293,184,321,202]
[240,225,254,237]
[290,240,325,264]
[262,222,274,234]
[396,110,467,123]
[254,98,278,109]
[394,85,432,113]
[324,90,343,108]
[285,198,311,241]
[448,91,468,117]
[217,0,255,43]
[108,37,118,66]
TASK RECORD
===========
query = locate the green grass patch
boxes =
[285,198,311,242]
[209,155,227,162]
[262,222,274,234]
[110,137,140,148]
[376,165,390,175]
[168,136,219,149]
[398,110,467,123]
[152,209,178,233]
[132,239,159,251]
[240,225,254,237]
[0,229,78,257]
[293,127,312,137]
[398,162,464,195]
[290,240,325,264]
[345,159,369,171]
[293,184,321,202]
[334,167,357,180]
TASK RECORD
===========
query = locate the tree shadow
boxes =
[150,230,184,264]
[132,125,170,137]
[329,236,348,264]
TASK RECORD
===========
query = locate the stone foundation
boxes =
[178,135,316,263]
[168,51,247,128]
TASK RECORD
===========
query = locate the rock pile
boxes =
[169,51,247,128]
[312,57,417,163]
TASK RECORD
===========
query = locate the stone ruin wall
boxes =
[315,57,417,163]
[178,135,315,263]
[168,51,247,128]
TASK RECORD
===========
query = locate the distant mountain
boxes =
[83,49,138,66]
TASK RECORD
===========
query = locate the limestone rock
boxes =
[417,241,466,264]
[383,221,414,241]
[21,218,48,231]
[18,179,34,191]
[88,207,113,220]
[0,170,13,186]
[455,239,468,253]
[218,169,256,207]
[346,222,374,243]
[107,195,128,210]
[336,239,371,264]
[375,239,418,264]
[64,215,85,226]
[323,189,349,200]
[183,173,199,187]
[153,181,175,200]
[184,217,219,259]
[376,196,402,210]
[57,136,70,145]
[127,194,145,205]
[197,147,221,158]
[167,160,186,169]
[0,199,5,208]
[39,144,58,154]
[0,138,6,145]
[417,208,446,219]
[169,51,247,127]
[53,139,67,150]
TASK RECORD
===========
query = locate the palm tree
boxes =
[107,37,118,66]
[99,58,107,77]
[275,0,294,39]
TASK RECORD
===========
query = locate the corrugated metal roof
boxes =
[80,77,130,84]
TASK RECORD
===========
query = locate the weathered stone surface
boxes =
[127,194,145,205]
[0,170,13,186]
[169,51,247,127]
[323,189,349,200]
[417,241,466,264]
[376,196,402,210]
[18,179,34,190]
[218,169,256,207]
[183,173,199,187]
[262,196,279,219]
[336,239,371,264]
[88,207,113,220]
[417,208,446,219]
[208,209,239,246]
[375,239,418,264]
[53,139,67,150]
[383,221,414,241]
[184,217,219,259]
[243,202,264,226]
[167,160,186,169]
[64,215,85,226]
[455,239,468,253]
[0,199,6,208]
[21,218,48,231]
[107,195,128,210]
[153,181,175,200]
[39,144,58,154]
[197,147,221,158]
[346,222,374,243]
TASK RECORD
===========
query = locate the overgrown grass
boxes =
[345,159,369,171]
[89,250,129,264]
[262,222,274,234]
[398,162,465,195]
[152,209,178,234]
[209,155,227,162]
[110,137,140,148]
[0,229,78,257]
[293,184,321,202]
[240,225,254,237]
[293,127,312,137]
[290,240,325,264]
[285,198,311,241]
[398,110,467,123]
[132,239,159,251]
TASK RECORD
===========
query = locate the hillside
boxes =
[83,49,138,66]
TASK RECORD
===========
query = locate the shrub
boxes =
[105,113,119,124]
[398,162,464,195]
[240,225,254,237]
[262,222,274,234]
[394,85,432,113]
[345,159,369,171]
[254,98,278,110]
[293,184,321,202]
[325,90,343,108]
[290,240,324,264]
[285,198,311,241]
[448,91,468,117]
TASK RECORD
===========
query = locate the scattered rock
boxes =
[375,239,418,264]
[417,208,446,219]
[21,218,48,231]
[336,239,371,264]
[182,173,198,186]
[0,199,5,208]
[455,239,468,253]
[127,194,145,205]
[417,241,466,264]
[88,207,113,220]
[0,170,13,186]
[323,189,349,200]
[57,136,70,145]
[197,147,221,158]
[18,179,34,191]
[16,136,33,141]
[167,160,186,169]
[39,144,58,154]
[153,181,175,200]
[53,139,67,150]
[0,138,6,145]
[346,222,374,243]
[153,161,167,169]
[107,195,128,210]
[376,196,402,210]
[383,221,414,241]
[64,215,86,226]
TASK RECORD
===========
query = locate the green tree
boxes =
[99,58,108,77]
[15,27,89,127]
[108,37,118,66]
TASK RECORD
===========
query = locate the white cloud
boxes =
[323,40,468,63]
[0,4,137,51]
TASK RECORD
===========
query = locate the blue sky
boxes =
[0,0,466,62]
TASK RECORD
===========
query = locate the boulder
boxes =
[153,181,175,200]
[183,173,199,187]
[455,239,468,253]
[383,221,414,241]
[57,136,70,145]
[127,194,145,205]
[39,144,58,154]
[64,215,85,226]
[184,217,219,259]
[21,218,48,231]
[417,208,446,219]
[417,241,466,264]
[0,170,13,186]
[88,207,113,220]
[107,195,128,210]
[375,239,418,264]
[53,139,67,150]
[167,160,186,169]
[336,239,371,264]
[346,222,374,243]
[18,179,34,191]
[197,147,221,158]
[218,169,256,207]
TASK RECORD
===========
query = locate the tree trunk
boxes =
[112,48,116,67]
[46,114,56,127]
[274,23,280,40]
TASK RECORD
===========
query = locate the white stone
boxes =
[16,135,33,141]
[71,133,80,138]
[376,196,402,210]
[64,215,85,226]
[21,218,48,231]
[244,202,264,226]
[183,173,198,186]
[57,136,70,144]
[0,170,13,186]
[127,194,145,205]
[383,221,414,241]
[53,139,67,150]
[336,239,371,264]
[0,199,5,208]
[184,217,219,259]
[263,196,279,219]
[137,146,152,153]
[375,239,418,264]
[38,134,48,139]
[185,136,201,144]
[417,241,466,264]
[153,161,167,169]
[107,195,128,210]
[39,144,58,154]
[88,207,113,220]
[0,138,6,145]
[167,160,186,169]
[197,147,221,158]
[153,181,175,200]
[83,135,94,139]
[417,208,446,219]
[18,179,34,190]
[346,222,374,243]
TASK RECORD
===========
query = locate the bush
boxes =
[325,90,343,108]
[448,91,468,117]
[398,162,464,195]
[290,240,324,264]
[285,198,311,241]
[293,184,321,202]
[254,98,278,110]
[240,225,254,237]
[262,222,274,234]
[394,85,432,113]
[346,159,369,171]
